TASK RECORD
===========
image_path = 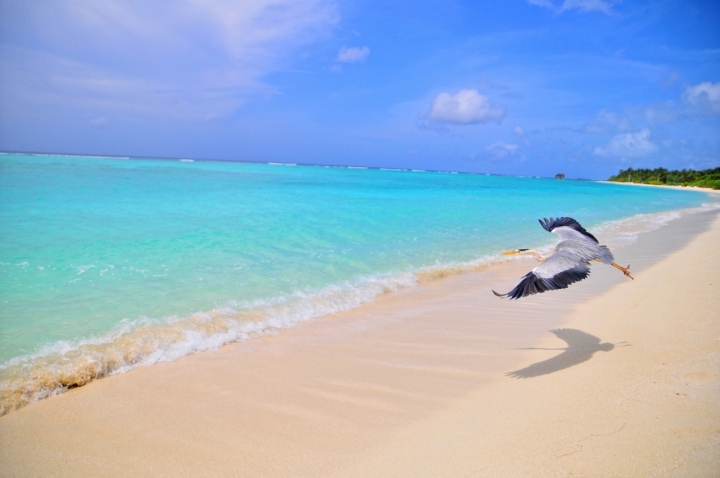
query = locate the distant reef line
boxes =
[608,167,720,190]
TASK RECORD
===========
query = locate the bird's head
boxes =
[500,248,547,262]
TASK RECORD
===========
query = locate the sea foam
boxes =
[0,271,417,415]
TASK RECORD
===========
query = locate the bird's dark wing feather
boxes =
[538,217,599,243]
[495,258,591,300]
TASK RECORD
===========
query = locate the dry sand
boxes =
[1,209,719,477]
[602,181,719,194]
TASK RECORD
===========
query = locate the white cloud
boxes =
[487,141,520,159]
[626,82,720,124]
[593,129,658,158]
[337,46,369,63]
[528,0,617,14]
[43,0,339,69]
[429,89,506,124]
[682,81,720,115]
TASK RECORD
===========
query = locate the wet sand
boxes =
[1,209,718,477]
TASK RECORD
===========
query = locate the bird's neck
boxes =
[525,249,551,262]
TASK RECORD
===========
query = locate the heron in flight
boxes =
[493,217,633,300]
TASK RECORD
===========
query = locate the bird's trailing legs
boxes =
[611,262,634,280]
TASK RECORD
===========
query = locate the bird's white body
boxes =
[494,217,632,300]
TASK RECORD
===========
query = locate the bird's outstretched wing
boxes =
[539,217,598,243]
[493,251,591,300]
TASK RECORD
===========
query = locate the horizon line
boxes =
[0,150,598,182]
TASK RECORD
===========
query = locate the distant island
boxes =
[608,167,720,190]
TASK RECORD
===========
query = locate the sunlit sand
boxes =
[1,208,718,476]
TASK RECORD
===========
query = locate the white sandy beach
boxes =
[1,209,719,477]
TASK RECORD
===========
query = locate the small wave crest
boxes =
[0,272,419,415]
[0,249,520,416]
[593,202,720,248]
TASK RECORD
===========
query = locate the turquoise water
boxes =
[0,153,714,412]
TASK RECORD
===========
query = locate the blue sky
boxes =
[1,0,719,178]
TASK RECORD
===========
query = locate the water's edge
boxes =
[1,201,719,416]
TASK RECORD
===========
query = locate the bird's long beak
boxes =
[501,250,520,255]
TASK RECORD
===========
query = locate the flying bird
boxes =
[493,217,633,300]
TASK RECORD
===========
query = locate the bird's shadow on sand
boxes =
[506,328,629,379]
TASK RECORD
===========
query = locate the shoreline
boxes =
[1,208,718,476]
[2,200,719,416]
[602,179,720,195]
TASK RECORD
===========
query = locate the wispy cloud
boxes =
[625,80,720,125]
[428,89,505,124]
[584,108,634,134]
[528,0,618,15]
[337,46,370,63]
[487,141,520,159]
[514,125,531,145]
[0,0,339,121]
[593,129,657,158]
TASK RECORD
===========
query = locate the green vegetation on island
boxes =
[608,167,720,190]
